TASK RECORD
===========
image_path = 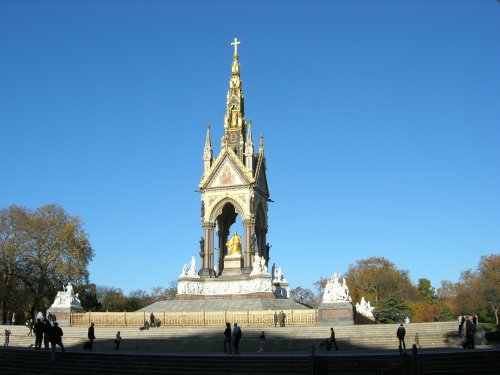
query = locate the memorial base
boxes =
[47,306,84,327]
[318,302,354,326]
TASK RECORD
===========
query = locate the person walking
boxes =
[223,322,232,354]
[397,323,406,350]
[258,331,265,352]
[115,331,122,350]
[414,332,421,349]
[4,329,11,347]
[233,323,242,354]
[34,318,44,349]
[50,322,65,363]
[327,327,339,351]
[87,322,96,351]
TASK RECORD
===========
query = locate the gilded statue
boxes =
[226,232,242,255]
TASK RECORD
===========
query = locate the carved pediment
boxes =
[200,148,254,190]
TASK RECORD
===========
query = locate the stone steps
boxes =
[1,322,470,353]
[1,347,499,375]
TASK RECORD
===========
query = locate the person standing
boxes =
[273,312,278,327]
[50,322,65,363]
[327,327,339,351]
[115,331,122,350]
[4,329,11,347]
[233,323,242,354]
[463,315,476,349]
[34,318,44,349]
[43,319,51,350]
[397,323,406,350]
[150,313,155,327]
[223,322,232,354]
[414,332,421,349]
[87,322,96,351]
[258,331,265,352]
[282,311,287,327]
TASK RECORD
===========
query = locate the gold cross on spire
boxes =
[231,37,241,55]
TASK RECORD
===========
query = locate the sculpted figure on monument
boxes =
[322,272,352,303]
[226,232,242,255]
[250,233,258,251]
[188,256,197,276]
[50,282,83,309]
[199,237,205,253]
[356,296,375,319]
[250,254,268,275]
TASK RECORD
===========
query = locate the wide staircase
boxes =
[1,322,498,374]
[1,322,466,352]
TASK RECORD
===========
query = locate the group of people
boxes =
[273,311,286,327]
[223,322,244,354]
[459,315,477,349]
[396,323,421,351]
[30,318,65,362]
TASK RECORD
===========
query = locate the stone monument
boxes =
[47,282,84,326]
[176,38,289,301]
[355,296,376,322]
[318,272,354,325]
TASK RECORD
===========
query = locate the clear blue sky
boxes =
[1,0,499,295]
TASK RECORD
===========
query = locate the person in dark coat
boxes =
[327,327,339,351]
[87,322,96,350]
[223,322,232,354]
[50,322,64,362]
[273,312,278,327]
[397,323,406,350]
[34,318,44,349]
[43,319,51,350]
[233,323,242,354]
[463,315,476,349]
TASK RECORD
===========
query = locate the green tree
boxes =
[126,289,153,311]
[97,286,128,311]
[75,283,101,312]
[374,292,414,324]
[417,278,435,303]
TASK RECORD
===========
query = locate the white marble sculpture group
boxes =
[50,282,83,309]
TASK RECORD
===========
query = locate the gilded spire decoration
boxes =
[224,37,246,157]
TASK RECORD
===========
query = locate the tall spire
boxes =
[223,37,246,158]
[245,119,254,172]
[203,123,213,175]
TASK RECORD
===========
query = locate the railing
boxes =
[71,309,318,327]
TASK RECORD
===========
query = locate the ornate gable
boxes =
[200,147,254,190]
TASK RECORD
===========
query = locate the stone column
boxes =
[200,222,215,276]
[242,219,255,273]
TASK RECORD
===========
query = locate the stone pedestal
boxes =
[223,254,243,275]
[47,306,84,327]
[318,302,354,326]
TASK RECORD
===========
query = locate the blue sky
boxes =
[1,0,499,295]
